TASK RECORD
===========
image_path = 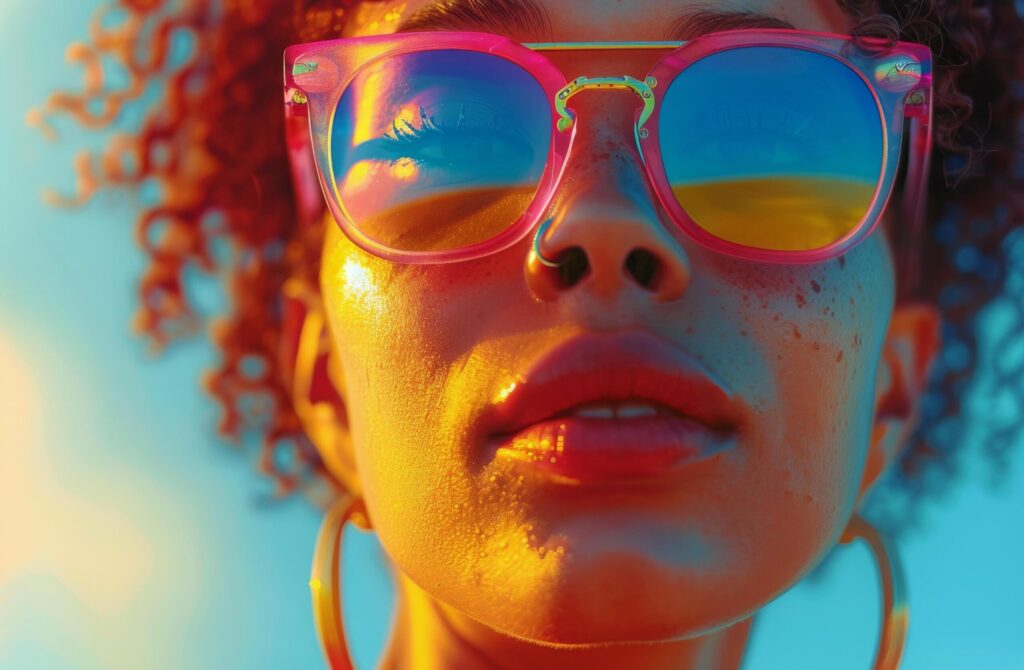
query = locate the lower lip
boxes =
[490,415,735,484]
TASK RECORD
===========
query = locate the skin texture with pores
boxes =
[293,1,942,667]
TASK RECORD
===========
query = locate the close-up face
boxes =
[16,0,1024,666]
[312,0,915,646]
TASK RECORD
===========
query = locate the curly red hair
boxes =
[35,0,1024,530]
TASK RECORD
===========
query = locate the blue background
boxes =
[1,1,1021,667]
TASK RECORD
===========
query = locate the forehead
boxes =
[345,0,854,39]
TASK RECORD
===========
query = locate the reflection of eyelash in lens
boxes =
[381,129,437,167]
[377,104,515,167]
[347,101,538,184]
[387,106,442,144]
[386,104,509,138]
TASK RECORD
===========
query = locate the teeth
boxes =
[573,405,615,419]
[616,403,658,418]
[569,403,661,419]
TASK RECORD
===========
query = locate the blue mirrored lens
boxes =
[331,50,551,252]
[659,47,883,251]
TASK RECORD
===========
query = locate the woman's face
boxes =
[316,0,899,644]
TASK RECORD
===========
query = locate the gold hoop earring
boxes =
[841,513,909,670]
[311,493,366,670]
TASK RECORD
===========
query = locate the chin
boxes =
[473,553,755,646]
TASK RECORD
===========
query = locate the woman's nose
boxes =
[524,97,691,304]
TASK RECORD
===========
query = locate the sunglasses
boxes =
[283,29,933,265]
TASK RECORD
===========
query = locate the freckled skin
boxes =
[315,0,909,659]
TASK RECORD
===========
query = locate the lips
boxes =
[482,330,742,484]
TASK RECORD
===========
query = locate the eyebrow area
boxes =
[397,0,796,41]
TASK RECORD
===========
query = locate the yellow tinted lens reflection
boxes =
[673,176,877,251]
[357,186,536,252]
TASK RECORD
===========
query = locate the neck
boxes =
[379,571,754,670]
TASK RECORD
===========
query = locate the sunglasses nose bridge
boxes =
[555,75,659,147]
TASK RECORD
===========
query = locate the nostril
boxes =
[624,248,659,288]
[556,246,589,288]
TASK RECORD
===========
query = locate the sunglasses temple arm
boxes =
[285,94,328,228]
[900,108,934,297]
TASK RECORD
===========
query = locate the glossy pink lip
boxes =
[482,330,742,484]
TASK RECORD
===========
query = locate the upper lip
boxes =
[483,330,742,438]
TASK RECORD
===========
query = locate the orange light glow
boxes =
[390,157,419,181]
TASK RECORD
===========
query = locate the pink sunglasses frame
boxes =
[283,28,933,265]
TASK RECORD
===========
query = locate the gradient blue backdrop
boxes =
[1,1,1021,668]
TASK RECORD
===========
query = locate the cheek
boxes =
[319,229,448,533]
[319,227,536,573]
[701,235,894,581]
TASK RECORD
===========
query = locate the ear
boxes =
[856,302,942,505]
[280,279,368,523]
